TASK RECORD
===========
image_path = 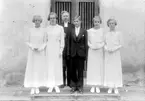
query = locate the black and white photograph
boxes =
[0,0,145,100]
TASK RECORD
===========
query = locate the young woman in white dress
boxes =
[86,16,105,93]
[104,18,123,94]
[24,15,47,94]
[46,12,65,93]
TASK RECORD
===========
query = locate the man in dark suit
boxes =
[60,11,74,88]
[68,15,88,93]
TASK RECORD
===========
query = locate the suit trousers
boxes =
[63,55,71,86]
[70,55,84,89]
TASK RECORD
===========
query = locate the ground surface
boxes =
[0,86,145,101]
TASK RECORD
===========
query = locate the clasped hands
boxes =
[104,46,115,53]
[30,46,43,52]
[59,48,63,57]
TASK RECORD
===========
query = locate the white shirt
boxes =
[75,27,80,37]
[64,22,68,27]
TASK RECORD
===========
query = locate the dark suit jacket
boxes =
[68,27,88,60]
[60,23,74,58]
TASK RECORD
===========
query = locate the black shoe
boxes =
[77,88,83,94]
[67,84,72,88]
[59,84,66,88]
[70,87,76,94]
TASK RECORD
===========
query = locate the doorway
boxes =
[51,0,100,30]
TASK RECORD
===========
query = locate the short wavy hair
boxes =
[107,18,117,27]
[47,12,58,20]
[32,15,42,23]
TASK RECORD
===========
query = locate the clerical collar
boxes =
[64,22,68,27]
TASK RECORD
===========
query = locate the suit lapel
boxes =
[77,28,83,41]
[72,28,76,41]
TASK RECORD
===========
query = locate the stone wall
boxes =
[0,0,50,87]
[100,0,145,86]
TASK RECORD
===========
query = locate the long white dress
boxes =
[46,24,64,87]
[24,27,47,88]
[86,28,105,86]
[104,31,123,88]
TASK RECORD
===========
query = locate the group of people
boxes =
[24,11,123,95]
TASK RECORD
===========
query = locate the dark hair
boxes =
[47,12,58,20]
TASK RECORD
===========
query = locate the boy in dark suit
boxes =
[68,15,88,93]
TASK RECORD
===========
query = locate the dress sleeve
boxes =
[104,32,109,51]
[112,32,123,51]
[98,28,105,48]
[119,32,123,47]
[43,29,48,43]
[60,26,65,49]
[87,30,92,48]
[40,29,47,50]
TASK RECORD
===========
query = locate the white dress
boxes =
[104,31,123,88]
[86,28,105,86]
[46,24,64,87]
[24,27,47,88]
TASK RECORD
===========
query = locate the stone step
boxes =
[31,93,120,101]
[0,86,145,101]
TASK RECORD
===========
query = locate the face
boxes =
[93,18,101,27]
[50,14,57,25]
[108,20,116,30]
[73,19,81,28]
[62,13,69,22]
[34,19,41,27]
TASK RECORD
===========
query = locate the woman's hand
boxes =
[59,48,63,57]
[108,48,114,53]
[33,47,39,51]
[104,46,113,53]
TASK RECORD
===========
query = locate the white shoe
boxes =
[35,88,40,94]
[108,88,112,94]
[90,87,95,93]
[30,88,35,95]
[114,88,119,94]
[96,87,100,93]
[48,87,53,93]
[55,86,60,93]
